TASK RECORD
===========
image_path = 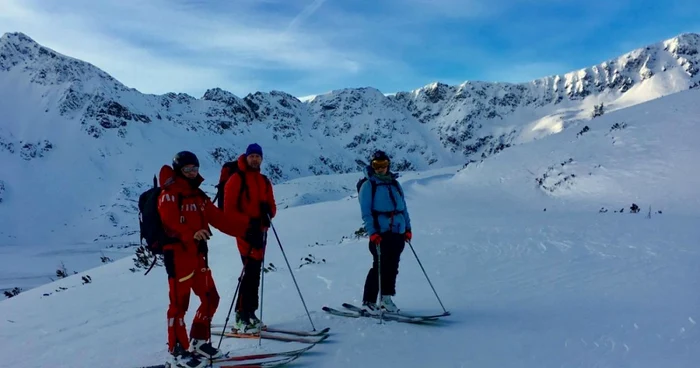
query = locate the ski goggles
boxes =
[182,166,199,173]
[371,159,389,170]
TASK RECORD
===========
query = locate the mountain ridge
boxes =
[1,30,699,257]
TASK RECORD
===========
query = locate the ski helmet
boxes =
[371,150,390,162]
[173,151,199,172]
[370,150,390,170]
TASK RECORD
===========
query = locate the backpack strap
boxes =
[213,161,237,205]
[236,170,247,213]
[369,179,403,233]
[369,181,380,233]
[392,179,403,198]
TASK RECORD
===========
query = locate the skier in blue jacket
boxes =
[358,150,412,313]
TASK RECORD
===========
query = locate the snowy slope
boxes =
[2,31,700,294]
[453,87,700,215]
[0,96,698,366]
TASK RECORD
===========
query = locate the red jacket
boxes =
[223,155,277,221]
[157,165,250,254]
[223,155,276,260]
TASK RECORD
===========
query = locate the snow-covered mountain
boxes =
[1,31,699,293]
[1,87,698,368]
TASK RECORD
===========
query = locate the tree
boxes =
[592,103,605,118]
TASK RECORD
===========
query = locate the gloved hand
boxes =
[405,230,412,241]
[194,229,212,241]
[370,233,382,245]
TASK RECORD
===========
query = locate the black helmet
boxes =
[173,151,199,172]
[371,150,390,162]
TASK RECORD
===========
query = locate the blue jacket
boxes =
[359,167,411,235]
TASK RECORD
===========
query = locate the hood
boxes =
[158,164,204,191]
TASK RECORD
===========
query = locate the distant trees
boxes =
[4,287,21,298]
[591,102,605,118]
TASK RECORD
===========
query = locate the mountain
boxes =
[1,87,699,367]
[1,31,699,292]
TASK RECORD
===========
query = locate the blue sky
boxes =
[1,0,699,98]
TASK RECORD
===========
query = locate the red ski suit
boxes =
[157,164,250,353]
[222,154,277,261]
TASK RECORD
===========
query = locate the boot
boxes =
[380,295,399,313]
[233,311,260,334]
[249,311,264,329]
[362,301,381,315]
[190,338,223,359]
[168,343,206,368]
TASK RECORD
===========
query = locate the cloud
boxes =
[2,0,696,99]
[0,0,375,96]
[0,0,237,95]
[287,0,327,32]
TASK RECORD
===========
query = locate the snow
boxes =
[2,87,700,367]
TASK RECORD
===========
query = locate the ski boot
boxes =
[190,338,224,359]
[232,311,261,334]
[362,301,382,315]
[167,343,207,368]
[249,311,264,330]
[379,295,399,313]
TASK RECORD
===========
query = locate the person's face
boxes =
[372,160,389,175]
[181,164,199,179]
[247,153,262,169]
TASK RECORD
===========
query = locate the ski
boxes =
[212,329,329,344]
[342,303,450,320]
[263,326,330,337]
[137,354,296,368]
[322,306,425,323]
[217,354,301,367]
[211,343,315,363]
[138,345,309,368]
[211,323,331,337]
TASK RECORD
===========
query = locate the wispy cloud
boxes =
[1,0,698,98]
[287,0,328,32]
[0,0,372,96]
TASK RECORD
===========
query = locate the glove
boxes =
[193,229,212,241]
[405,230,412,241]
[369,233,382,245]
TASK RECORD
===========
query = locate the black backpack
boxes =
[138,175,181,275]
[214,162,271,211]
[356,176,403,232]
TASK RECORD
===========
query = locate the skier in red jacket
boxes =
[222,143,277,333]
[158,151,262,368]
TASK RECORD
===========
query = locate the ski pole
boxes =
[217,246,253,351]
[200,241,214,368]
[376,242,383,325]
[258,234,267,347]
[268,216,316,331]
[407,240,447,313]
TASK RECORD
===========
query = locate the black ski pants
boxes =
[363,232,406,304]
[236,256,262,315]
